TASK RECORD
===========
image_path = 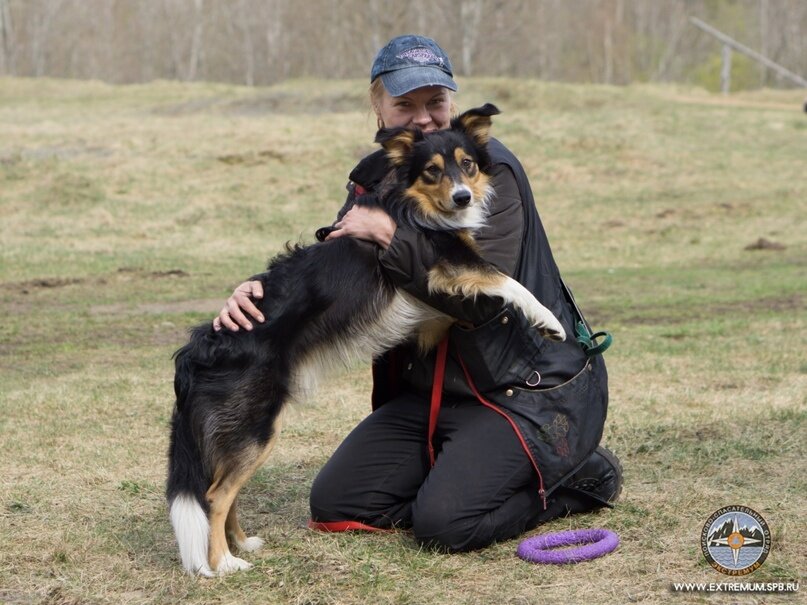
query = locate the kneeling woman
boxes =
[215,35,622,551]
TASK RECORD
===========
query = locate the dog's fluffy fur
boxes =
[166,104,565,576]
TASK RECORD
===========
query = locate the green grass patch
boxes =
[1,77,804,604]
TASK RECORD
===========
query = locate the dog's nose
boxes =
[452,191,472,207]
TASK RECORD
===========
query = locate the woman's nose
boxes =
[412,106,431,127]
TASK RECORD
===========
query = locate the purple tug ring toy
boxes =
[517,529,619,564]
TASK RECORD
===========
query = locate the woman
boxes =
[214,35,621,552]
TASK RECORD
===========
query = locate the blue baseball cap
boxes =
[370,35,458,97]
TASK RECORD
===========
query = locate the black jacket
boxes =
[342,138,608,496]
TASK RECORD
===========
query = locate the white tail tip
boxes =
[169,493,213,576]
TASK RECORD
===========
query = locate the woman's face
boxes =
[376,85,452,132]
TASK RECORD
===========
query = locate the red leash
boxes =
[427,338,449,467]
[456,353,547,510]
[307,520,390,532]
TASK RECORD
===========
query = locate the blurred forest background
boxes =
[0,0,805,92]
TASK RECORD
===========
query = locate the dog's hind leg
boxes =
[207,415,283,575]
[206,469,251,575]
[226,496,264,553]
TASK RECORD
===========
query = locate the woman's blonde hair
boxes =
[369,77,458,129]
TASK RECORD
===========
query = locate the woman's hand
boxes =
[213,280,265,332]
[326,206,397,249]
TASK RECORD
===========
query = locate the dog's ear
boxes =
[452,103,500,146]
[375,127,422,166]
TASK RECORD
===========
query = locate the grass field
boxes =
[0,76,804,605]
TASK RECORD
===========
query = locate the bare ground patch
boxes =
[0,267,190,295]
[668,93,804,112]
[89,298,221,317]
[587,293,804,327]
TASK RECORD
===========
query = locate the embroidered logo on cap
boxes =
[396,47,444,67]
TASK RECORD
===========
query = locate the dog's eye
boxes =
[425,165,441,178]
[461,158,475,170]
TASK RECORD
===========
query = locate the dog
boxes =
[166,103,566,576]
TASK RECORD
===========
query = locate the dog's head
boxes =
[375,103,500,230]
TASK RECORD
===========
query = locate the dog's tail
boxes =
[166,345,214,576]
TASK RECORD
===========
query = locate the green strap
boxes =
[575,321,613,357]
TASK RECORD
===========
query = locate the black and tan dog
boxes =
[166,104,565,576]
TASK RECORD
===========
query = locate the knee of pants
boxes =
[309,468,343,521]
[411,502,480,552]
[309,466,387,523]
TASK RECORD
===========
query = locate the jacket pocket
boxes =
[450,304,588,391]
[489,355,609,490]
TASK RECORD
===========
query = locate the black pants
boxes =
[309,392,569,552]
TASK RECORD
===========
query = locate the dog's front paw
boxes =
[237,536,264,553]
[215,552,253,575]
[498,277,566,342]
[538,322,566,342]
[530,310,566,342]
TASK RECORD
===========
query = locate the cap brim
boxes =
[380,66,458,97]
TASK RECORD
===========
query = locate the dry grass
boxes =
[0,77,804,604]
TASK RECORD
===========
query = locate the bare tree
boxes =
[759,0,768,85]
[228,0,255,85]
[27,0,67,77]
[459,0,484,76]
[0,0,13,75]
[187,0,204,81]
[1,0,804,88]
[654,1,689,81]
[603,1,615,84]
[265,0,288,82]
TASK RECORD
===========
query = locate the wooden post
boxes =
[721,44,732,94]
[690,16,807,89]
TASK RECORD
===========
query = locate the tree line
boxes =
[1,0,805,90]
